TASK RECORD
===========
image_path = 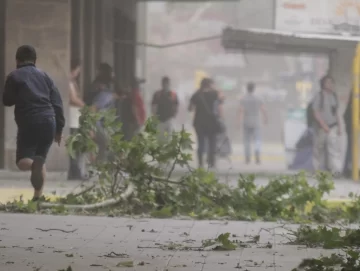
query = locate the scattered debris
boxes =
[126,225,133,231]
[103,252,129,258]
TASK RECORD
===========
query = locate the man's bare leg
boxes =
[17,156,45,200]
[35,165,47,198]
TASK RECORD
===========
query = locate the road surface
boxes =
[0,214,336,271]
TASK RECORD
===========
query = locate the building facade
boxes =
[0,0,139,171]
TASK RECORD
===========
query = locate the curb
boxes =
[0,188,59,203]
[0,170,296,182]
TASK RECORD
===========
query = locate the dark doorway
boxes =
[0,0,6,168]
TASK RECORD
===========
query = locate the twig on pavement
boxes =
[35,228,77,233]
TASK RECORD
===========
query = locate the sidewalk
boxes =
[0,214,335,271]
[0,175,358,204]
[0,159,288,183]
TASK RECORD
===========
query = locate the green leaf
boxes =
[116,261,134,267]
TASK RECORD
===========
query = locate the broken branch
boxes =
[38,183,134,210]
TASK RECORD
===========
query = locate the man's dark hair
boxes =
[71,58,81,71]
[15,45,37,63]
[98,62,112,75]
[95,62,113,87]
[200,78,213,89]
[162,76,170,85]
[247,82,255,93]
[320,74,333,89]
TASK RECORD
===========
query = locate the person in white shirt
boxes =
[68,58,86,180]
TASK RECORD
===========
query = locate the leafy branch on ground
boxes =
[280,225,360,270]
[285,225,360,249]
[2,107,360,224]
[293,250,360,271]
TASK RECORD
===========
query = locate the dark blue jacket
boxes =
[2,63,65,134]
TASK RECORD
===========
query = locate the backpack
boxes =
[306,91,338,128]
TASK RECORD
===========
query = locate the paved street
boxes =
[0,214,337,271]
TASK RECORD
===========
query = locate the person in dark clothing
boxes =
[121,79,146,141]
[189,78,222,169]
[2,45,65,201]
[151,76,179,143]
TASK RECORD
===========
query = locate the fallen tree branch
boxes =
[39,183,134,210]
[70,184,96,198]
[36,228,77,233]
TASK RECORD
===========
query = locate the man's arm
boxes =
[173,92,179,117]
[188,94,195,112]
[260,102,268,124]
[69,82,84,107]
[48,76,65,135]
[216,89,225,103]
[312,94,329,132]
[336,111,342,135]
[3,74,17,107]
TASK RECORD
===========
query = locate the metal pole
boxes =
[352,43,360,181]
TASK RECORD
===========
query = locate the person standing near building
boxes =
[91,74,116,163]
[121,79,146,141]
[151,76,179,142]
[2,45,65,201]
[189,78,223,169]
[68,58,86,180]
[238,82,267,164]
[84,63,113,106]
[312,75,341,172]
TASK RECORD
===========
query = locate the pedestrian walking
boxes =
[238,82,267,164]
[151,76,179,142]
[189,78,223,169]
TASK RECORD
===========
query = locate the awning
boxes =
[222,27,360,54]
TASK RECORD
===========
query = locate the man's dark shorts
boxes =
[16,117,56,163]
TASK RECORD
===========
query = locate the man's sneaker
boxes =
[31,195,46,202]
[31,156,45,191]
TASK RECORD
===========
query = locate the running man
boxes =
[3,45,65,201]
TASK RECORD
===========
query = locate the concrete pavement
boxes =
[0,214,336,271]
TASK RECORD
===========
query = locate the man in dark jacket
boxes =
[2,45,65,201]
